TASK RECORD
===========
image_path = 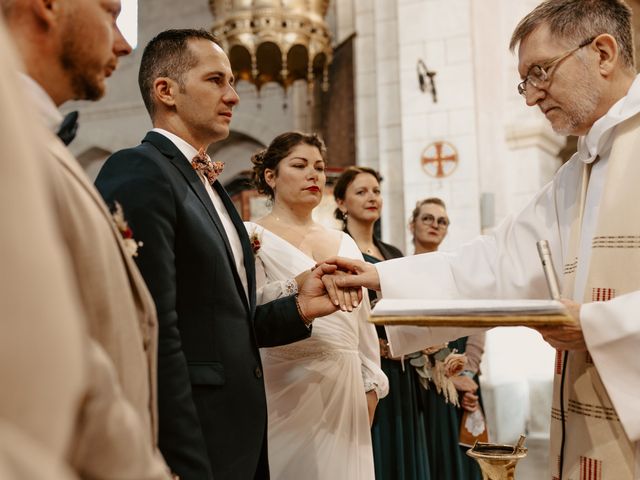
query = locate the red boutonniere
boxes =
[111,202,143,257]
[249,229,262,255]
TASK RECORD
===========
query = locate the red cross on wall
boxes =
[421,141,458,178]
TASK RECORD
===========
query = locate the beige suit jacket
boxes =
[45,136,174,478]
[46,133,160,443]
[0,16,86,472]
[0,77,87,479]
[1,104,170,480]
[0,420,78,480]
[0,17,169,478]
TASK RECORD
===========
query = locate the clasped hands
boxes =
[296,257,588,352]
[294,257,380,321]
[451,375,480,412]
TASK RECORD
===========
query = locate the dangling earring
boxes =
[342,210,348,222]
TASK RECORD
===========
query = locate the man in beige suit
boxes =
[0,12,170,479]
[1,0,171,478]
[0,15,85,479]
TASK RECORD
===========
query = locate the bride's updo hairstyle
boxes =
[251,131,327,200]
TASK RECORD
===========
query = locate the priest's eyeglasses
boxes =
[420,214,450,228]
[517,37,595,97]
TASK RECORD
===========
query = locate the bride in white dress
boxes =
[244,132,388,479]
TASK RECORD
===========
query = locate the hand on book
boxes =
[536,298,586,351]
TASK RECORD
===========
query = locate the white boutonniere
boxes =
[111,201,143,257]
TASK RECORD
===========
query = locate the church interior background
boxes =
[64,0,640,477]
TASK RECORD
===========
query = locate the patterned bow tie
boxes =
[191,147,224,184]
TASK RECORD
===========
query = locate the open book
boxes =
[370,298,573,327]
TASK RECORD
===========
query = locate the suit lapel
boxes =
[143,133,237,265]
[143,132,252,311]
[213,181,256,311]
[50,137,115,225]
[49,135,141,273]
[47,134,156,340]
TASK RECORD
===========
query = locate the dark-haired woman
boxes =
[334,167,430,480]
[245,132,388,479]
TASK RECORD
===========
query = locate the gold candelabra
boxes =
[209,0,333,100]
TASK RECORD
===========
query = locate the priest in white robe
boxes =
[328,1,640,478]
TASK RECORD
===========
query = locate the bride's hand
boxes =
[320,269,362,312]
[296,263,352,320]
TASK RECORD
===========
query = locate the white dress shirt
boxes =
[19,74,64,133]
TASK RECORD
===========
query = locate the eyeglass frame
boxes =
[517,36,596,97]
[419,213,450,228]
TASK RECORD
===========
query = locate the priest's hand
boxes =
[536,299,587,351]
[322,256,381,291]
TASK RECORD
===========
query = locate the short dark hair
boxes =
[138,28,218,117]
[510,0,635,72]
[251,131,327,199]
[332,166,382,222]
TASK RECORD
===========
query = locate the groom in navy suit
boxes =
[95,29,340,480]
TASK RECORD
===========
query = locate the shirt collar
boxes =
[576,74,640,164]
[19,73,64,133]
[151,128,205,162]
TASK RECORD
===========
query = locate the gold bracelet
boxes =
[295,294,313,326]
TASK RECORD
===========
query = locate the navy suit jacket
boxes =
[95,131,310,480]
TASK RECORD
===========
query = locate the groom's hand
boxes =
[296,264,343,320]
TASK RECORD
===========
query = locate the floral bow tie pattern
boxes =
[191,147,224,184]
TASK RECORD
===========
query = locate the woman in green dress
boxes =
[334,167,430,480]
[409,198,485,480]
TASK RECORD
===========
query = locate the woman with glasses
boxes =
[409,198,486,480]
[409,197,450,254]
[334,167,430,480]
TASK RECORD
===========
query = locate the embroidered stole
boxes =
[550,112,640,479]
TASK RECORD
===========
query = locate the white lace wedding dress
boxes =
[245,222,388,480]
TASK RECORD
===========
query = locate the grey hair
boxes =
[509,0,635,72]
